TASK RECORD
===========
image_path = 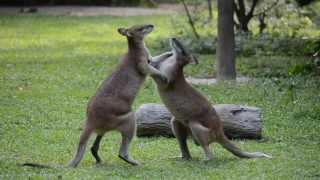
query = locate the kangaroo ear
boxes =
[118,28,129,36]
[189,55,199,65]
[170,38,184,54]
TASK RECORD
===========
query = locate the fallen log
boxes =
[135,103,263,139]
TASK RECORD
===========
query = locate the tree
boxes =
[233,0,279,33]
[234,0,259,32]
[206,0,213,20]
[296,0,316,6]
[217,0,236,81]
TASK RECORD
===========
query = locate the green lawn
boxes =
[0,15,319,179]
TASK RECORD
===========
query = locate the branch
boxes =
[178,0,200,39]
[258,12,267,34]
[233,2,240,29]
[247,0,259,18]
[207,0,213,20]
[237,0,246,17]
[234,19,240,29]
[253,0,279,17]
[234,1,241,18]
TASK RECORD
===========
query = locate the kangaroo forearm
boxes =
[138,62,163,76]
[151,51,173,62]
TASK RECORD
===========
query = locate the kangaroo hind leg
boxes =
[117,112,140,166]
[189,121,213,161]
[91,135,103,164]
[172,118,191,160]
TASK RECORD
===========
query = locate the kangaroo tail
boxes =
[21,162,52,168]
[217,134,272,159]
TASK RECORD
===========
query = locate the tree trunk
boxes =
[233,0,259,33]
[136,104,263,139]
[258,13,267,34]
[217,0,236,81]
[207,0,213,20]
[239,19,250,32]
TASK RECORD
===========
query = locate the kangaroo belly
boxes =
[160,91,202,120]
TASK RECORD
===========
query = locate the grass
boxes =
[0,14,320,179]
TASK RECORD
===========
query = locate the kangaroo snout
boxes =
[143,24,154,34]
[146,24,154,29]
[170,37,177,42]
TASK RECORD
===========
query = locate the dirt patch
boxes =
[0,4,182,16]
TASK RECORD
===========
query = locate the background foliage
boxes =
[0,1,319,179]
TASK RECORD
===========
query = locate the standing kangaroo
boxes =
[68,24,166,167]
[149,38,271,161]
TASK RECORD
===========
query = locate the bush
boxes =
[235,34,319,56]
[151,33,319,56]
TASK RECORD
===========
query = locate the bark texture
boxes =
[136,103,262,139]
[217,0,236,80]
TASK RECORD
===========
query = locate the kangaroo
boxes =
[22,24,168,169]
[67,24,173,168]
[149,38,271,161]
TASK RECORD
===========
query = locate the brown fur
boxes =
[68,24,164,167]
[150,38,271,161]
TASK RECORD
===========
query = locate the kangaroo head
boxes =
[150,38,198,83]
[118,24,154,40]
[170,38,198,66]
[151,38,198,69]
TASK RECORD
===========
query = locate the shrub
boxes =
[151,33,319,56]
